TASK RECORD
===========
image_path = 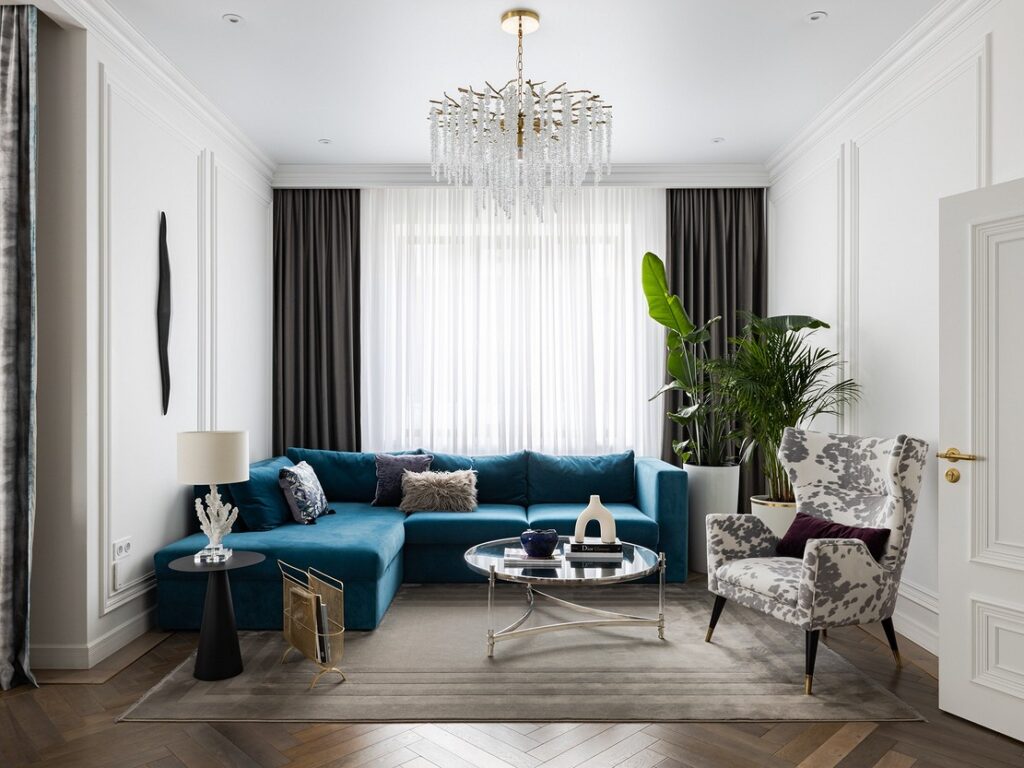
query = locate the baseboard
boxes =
[892,580,939,655]
[32,607,156,670]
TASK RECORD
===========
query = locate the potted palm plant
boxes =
[721,314,860,535]
[641,253,742,573]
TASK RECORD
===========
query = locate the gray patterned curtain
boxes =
[0,4,37,690]
[273,189,361,454]
[663,188,767,508]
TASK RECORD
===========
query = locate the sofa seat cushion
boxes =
[155,504,405,582]
[403,505,528,545]
[714,557,802,607]
[527,503,658,549]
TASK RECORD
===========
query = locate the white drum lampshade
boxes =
[177,431,249,485]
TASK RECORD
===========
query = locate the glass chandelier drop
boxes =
[429,9,612,218]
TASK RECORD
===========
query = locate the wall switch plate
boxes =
[112,536,132,561]
[113,560,125,591]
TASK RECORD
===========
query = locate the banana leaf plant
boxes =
[641,252,738,466]
[718,313,861,502]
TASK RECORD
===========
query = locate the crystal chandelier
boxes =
[429,9,612,218]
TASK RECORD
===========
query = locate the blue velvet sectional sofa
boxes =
[154,449,687,631]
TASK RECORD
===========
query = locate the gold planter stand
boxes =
[278,561,346,689]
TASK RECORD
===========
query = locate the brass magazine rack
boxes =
[278,560,346,689]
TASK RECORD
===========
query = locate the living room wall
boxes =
[32,10,273,668]
[767,0,1024,652]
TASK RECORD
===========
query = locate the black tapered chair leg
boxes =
[880,617,902,669]
[705,595,727,643]
[805,629,821,695]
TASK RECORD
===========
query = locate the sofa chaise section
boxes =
[154,505,404,631]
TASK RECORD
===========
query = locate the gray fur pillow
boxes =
[400,470,478,513]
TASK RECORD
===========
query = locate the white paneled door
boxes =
[938,178,1024,741]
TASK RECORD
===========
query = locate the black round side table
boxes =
[168,551,265,681]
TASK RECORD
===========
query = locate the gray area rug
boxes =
[122,582,921,723]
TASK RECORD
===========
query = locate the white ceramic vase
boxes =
[749,494,797,537]
[684,464,741,574]
[574,494,617,543]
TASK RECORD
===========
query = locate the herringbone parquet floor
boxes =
[2,622,1021,768]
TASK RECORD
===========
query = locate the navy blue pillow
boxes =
[527,451,635,504]
[285,448,422,502]
[227,456,294,531]
[429,451,529,506]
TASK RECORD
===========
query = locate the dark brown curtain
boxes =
[662,188,768,507]
[273,189,361,454]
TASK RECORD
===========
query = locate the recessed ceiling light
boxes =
[317,138,333,145]
[711,137,726,144]
[806,10,828,23]
[222,13,243,24]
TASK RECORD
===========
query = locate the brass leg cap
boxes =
[705,627,714,643]
[893,649,903,669]
[804,674,813,695]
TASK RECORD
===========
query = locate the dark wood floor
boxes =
[1,621,1021,768]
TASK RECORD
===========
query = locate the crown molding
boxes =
[48,0,275,180]
[767,0,1001,182]
[272,163,769,189]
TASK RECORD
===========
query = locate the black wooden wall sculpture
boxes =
[157,211,171,415]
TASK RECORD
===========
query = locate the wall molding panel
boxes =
[98,63,206,615]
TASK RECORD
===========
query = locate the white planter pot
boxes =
[684,464,741,574]
[749,494,797,537]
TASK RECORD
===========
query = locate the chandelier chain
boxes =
[516,17,524,114]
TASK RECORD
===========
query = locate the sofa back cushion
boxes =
[227,455,294,531]
[429,451,529,506]
[527,451,635,504]
[285,448,421,502]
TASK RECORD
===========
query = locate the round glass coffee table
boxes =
[464,536,665,657]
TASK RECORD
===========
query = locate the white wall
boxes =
[32,5,273,668]
[768,0,1024,653]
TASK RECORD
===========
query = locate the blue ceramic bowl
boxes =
[520,528,559,558]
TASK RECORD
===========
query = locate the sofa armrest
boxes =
[635,457,687,582]
[799,538,892,628]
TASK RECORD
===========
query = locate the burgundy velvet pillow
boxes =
[777,512,890,562]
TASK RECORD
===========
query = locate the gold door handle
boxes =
[936,447,980,462]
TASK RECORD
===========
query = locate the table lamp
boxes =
[178,431,249,564]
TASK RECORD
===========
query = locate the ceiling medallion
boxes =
[429,8,613,218]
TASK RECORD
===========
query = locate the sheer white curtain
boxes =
[360,187,666,456]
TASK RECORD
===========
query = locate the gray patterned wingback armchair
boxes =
[704,428,928,694]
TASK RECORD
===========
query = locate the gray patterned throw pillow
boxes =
[278,461,328,524]
[372,453,433,506]
[400,470,478,513]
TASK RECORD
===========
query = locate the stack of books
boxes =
[564,537,623,565]
[503,547,563,568]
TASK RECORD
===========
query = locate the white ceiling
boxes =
[102,0,943,166]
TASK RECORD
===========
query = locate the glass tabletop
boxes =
[464,536,661,585]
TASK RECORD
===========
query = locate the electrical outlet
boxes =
[112,536,132,561]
